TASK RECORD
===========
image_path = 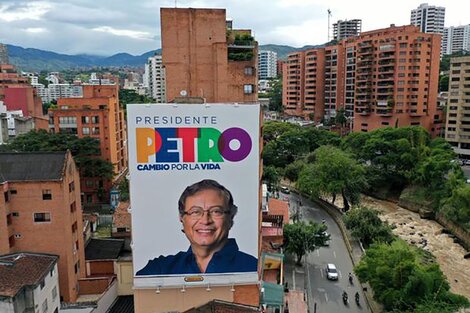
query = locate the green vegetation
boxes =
[283,221,329,265]
[118,177,130,202]
[3,130,114,180]
[119,89,152,108]
[343,207,394,247]
[297,145,367,211]
[356,240,469,312]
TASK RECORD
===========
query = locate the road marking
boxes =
[325,292,329,302]
[316,250,320,257]
[333,251,337,258]
[338,270,342,279]
[320,268,324,278]
[292,267,297,289]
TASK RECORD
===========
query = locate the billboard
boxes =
[128,103,260,288]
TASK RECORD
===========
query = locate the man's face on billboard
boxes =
[181,188,231,252]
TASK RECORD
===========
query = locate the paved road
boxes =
[284,192,368,313]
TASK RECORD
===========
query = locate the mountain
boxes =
[6,44,161,72]
[6,43,322,72]
[259,44,323,60]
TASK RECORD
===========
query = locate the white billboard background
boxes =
[127,103,260,288]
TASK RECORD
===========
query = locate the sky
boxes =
[0,0,469,56]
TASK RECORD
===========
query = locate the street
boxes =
[284,192,369,313]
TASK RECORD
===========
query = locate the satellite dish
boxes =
[180,90,187,97]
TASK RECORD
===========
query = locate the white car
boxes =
[326,263,338,280]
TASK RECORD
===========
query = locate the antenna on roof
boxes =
[327,9,332,42]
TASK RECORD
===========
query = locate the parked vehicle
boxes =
[280,186,290,194]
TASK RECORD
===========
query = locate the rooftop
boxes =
[0,152,67,182]
[0,253,58,297]
[85,238,124,260]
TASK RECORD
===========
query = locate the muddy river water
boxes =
[360,196,470,299]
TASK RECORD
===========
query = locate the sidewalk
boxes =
[283,255,308,313]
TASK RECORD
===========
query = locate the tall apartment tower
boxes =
[258,50,278,79]
[160,8,258,103]
[0,151,86,303]
[442,25,470,55]
[49,85,128,205]
[410,3,445,34]
[0,44,9,64]
[144,54,166,102]
[333,19,362,40]
[283,25,442,135]
[445,56,470,158]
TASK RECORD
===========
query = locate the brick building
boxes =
[160,8,258,103]
[0,151,86,303]
[49,84,128,206]
[283,25,443,136]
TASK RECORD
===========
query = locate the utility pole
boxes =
[327,9,332,42]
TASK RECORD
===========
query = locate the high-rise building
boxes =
[333,19,362,41]
[445,56,470,158]
[160,8,258,103]
[283,25,443,135]
[144,54,166,102]
[442,25,470,55]
[0,44,9,64]
[258,50,278,79]
[410,3,445,34]
[49,85,128,206]
[0,151,86,302]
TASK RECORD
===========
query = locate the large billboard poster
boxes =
[128,103,260,288]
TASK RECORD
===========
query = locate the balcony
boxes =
[376,108,393,117]
[355,107,371,115]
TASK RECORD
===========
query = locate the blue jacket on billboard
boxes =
[136,238,257,275]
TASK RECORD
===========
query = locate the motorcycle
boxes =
[355,292,360,305]
[348,273,354,285]
[342,291,348,305]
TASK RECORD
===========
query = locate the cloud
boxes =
[0,1,52,22]
[24,27,47,33]
[92,26,155,41]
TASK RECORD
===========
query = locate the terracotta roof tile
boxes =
[0,253,58,297]
[113,201,131,228]
[267,198,289,222]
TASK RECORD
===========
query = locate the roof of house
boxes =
[0,253,58,297]
[183,299,261,313]
[113,201,131,228]
[107,295,134,313]
[0,152,67,182]
[85,238,125,260]
[267,198,289,222]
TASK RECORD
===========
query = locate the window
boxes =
[74,261,80,274]
[69,181,75,192]
[70,201,76,213]
[86,180,94,187]
[91,116,99,124]
[10,189,17,195]
[244,84,254,94]
[72,222,77,233]
[34,213,51,223]
[4,191,9,202]
[42,190,52,200]
[52,286,58,301]
[244,67,254,75]
[82,116,90,124]
[8,235,15,247]
[82,127,90,135]
[58,116,77,124]
[92,127,100,135]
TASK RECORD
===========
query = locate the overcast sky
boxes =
[0,0,468,56]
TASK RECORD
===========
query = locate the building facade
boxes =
[0,253,60,313]
[0,43,9,64]
[283,25,443,135]
[49,85,128,205]
[442,25,470,55]
[0,152,85,303]
[333,19,362,41]
[160,8,258,103]
[445,56,470,159]
[258,50,278,79]
[410,3,445,34]
[144,54,166,102]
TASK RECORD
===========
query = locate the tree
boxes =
[268,77,283,112]
[263,165,281,193]
[284,160,306,182]
[441,185,470,231]
[297,145,367,210]
[355,240,469,311]
[119,89,152,108]
[118,177,130,202]
[283,221,329,265]
[343,207,394,247]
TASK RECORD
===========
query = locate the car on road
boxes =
[280,186,290,194]
[326,263,338,280]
